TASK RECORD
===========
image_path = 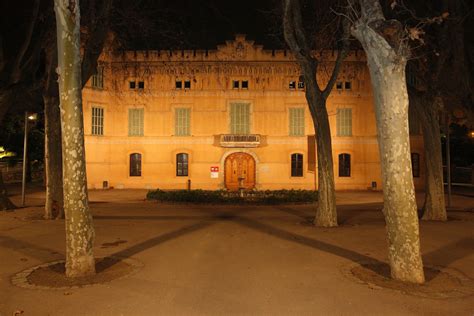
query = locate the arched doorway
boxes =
[224,152,256,190]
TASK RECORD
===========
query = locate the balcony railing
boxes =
[220,134,261,147]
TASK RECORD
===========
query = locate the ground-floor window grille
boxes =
[291,153,303,177]
[176,153,189,176]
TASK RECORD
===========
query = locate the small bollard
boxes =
[187,179,191,191]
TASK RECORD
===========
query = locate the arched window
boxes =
[411,153,420,178]
[130,153,142,177]
[291,153,303,177]
[339,153,351,177]
[176,153,189,176]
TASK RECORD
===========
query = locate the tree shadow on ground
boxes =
[103,221,214,270]
[422,237,474,281]
[96,206,386,275]
[0,234,62,261]
[233,216,384,274]
[272,205,314,223]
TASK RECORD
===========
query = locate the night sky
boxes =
[112,0,283,50]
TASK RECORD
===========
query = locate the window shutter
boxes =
[337,108,352,136]
[175,108,190,136]
[231,103,250,134]
[92,107,104,135]
[129,108,144,136]
[289,108,304,136]
[307,135,316,172]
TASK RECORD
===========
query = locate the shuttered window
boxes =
[130,153,142,177]
[230,103,250,134]
[291,153,303,177]
[337,108,352,136]
[128,108,144,136]
[175,108,190,136]
[91,107,104,135]
[176,153,189,176]
[91,66,104,89]
[289,108,305,136]
[339,153,351,177]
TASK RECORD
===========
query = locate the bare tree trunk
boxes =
[43,40,64,220]
[0,91,16,212]
[414,95,447,221]
[0,172,15,211]
[54,0,95,278]
[308,87,337,227]
[44,95,64,219]
[283,0,349,227]
[352,0,425,283]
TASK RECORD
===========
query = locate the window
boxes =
[138,81,145,89]
[289,108,305,136]
[176,153,189,176]
[289,81,296,89]
[128,108,144,136]
[291,153,303,177]
[233,80,249,90]
[336,82,343,90]
[91,66,104,89]
[129,81,136,89]
[411,153,420,178]
[91,107,104,136]
[130,153,142,177]
[175,108,190,136]
[184,80,191,89]
[336,108,352,136]
[230,103,250,134]
[175,81,183,89]
[338,153,351,177]
[344,81,352,90]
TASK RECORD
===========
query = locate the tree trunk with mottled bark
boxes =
[43,41,64,220]
[54,0,95,278]
[352,0,425,283]
[413,95,447,221]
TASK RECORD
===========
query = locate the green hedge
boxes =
[146,189,318,204]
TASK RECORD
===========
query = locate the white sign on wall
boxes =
[210,166,219,178]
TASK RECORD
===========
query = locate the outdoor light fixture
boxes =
[21,112,38,207]
[27,113,38,121]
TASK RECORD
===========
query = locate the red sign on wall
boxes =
[210,166,219,172]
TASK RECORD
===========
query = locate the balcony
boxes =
[219,134,261,148]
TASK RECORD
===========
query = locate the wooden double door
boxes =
[224,152,256,191]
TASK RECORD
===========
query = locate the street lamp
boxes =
[21,112,37,207]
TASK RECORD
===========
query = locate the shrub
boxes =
[146,189,317,204]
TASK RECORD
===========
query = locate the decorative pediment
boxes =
[216,34,265,61]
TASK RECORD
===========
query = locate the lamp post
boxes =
[21,112,37,207]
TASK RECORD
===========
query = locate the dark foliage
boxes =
[147,189,318,204]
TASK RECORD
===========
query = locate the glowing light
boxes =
[27,113,38,120]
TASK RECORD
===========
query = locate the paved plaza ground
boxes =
[1,186,473,315]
